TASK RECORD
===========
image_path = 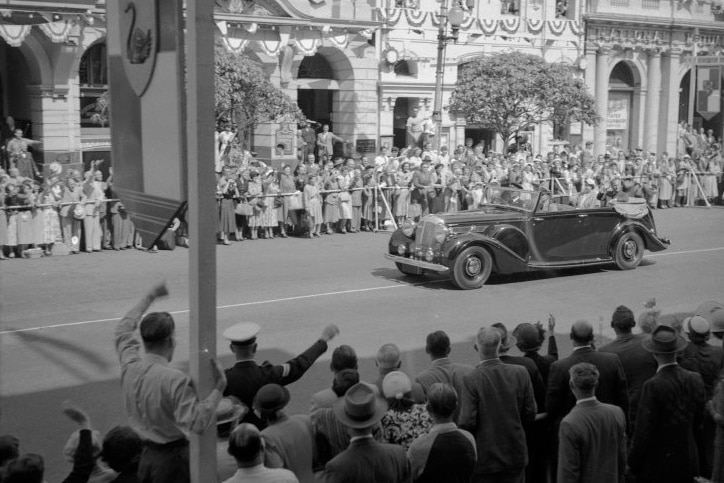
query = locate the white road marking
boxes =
[2,245,723,336]
[0,279,445,335]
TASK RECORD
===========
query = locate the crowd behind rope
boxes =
[3,281,724,483]
[2,120,723,258]
[214,125,723,243]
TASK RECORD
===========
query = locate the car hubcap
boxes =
[465,257,482,277]
[623,240,637,260]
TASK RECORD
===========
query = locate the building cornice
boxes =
[584,13,724,31]
[214,12,380,31]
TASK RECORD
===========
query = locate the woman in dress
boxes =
[430,164,447,214]
[216,168,239,245]
[411,159,434,220]
[323,173,340,234]
[40,180,62,255]
[303,172,323,238]
[337,169,352,234]
[349,169,363,233]
[380,371,432,451]
[15,181,35,257]
[361,166,378,231]
[658,157,675,208]
[59,177,85,253]
[245,170,264,240]
[278,165,297,237]
[393,162,413,224]
[261,172,280,239]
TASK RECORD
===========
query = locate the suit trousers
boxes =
[61,216,81,252]
[138,440,190,483]
[83,215,101,252]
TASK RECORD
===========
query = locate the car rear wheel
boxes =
[614,232,644,270]
[395,262,423,276]
[451,246,492,290]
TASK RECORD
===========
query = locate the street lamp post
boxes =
[432,1,465,153]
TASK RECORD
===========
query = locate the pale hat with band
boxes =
[223,322,260,345]
[333,382,388,429]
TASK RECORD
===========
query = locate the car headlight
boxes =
[425,249,434,262]
[401,219,416,237]
[397,243,407,255]
[434,224,448,243]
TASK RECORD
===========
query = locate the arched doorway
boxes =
[297,53,334,130]
[607,62,635,153]
[0,40,33,136]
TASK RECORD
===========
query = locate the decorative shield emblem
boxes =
[119,0,158,97]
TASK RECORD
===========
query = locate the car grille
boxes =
[415,221,437,250]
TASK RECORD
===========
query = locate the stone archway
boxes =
[607,61,641,152]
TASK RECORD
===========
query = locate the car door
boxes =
[529,209,591,262]
[572,207,621,259]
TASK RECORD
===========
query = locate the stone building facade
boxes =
[1,0,724,167]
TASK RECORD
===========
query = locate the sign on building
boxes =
[607,98,629,131]
[697,65,721,121]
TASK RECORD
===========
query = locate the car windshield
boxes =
[482,185,540,212]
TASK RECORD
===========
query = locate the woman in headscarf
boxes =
[245,170,264,240]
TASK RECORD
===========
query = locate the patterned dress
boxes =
[380,403,433,451]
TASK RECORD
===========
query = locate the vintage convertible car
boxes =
[384,186,670,289]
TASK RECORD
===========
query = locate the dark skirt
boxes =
[219,198,237,233]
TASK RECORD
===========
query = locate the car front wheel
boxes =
[614,232,644,270]
[451,246,493,290]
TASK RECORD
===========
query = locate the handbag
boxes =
[72,203,86,220]
[289,192,304,210]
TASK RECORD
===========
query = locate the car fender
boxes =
[609,220,667,255]
[442,231,528,274]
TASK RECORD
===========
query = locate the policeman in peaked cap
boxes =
[222,322,340,429]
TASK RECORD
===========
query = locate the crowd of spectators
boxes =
[2,281,724,483]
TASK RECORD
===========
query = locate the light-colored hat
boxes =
[223,322,260,345]
[382,371,412,400]
[216,397,247,425]
[684,315,710,335]
[695,301,724,333]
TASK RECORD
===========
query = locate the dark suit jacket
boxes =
[459,359,537,475]
[546,347,629,424]
[501,354,547,411]
[415,358,473,421]
[557,400,627,483]
[599,333,657,432]
[224,339,328,428]
[628,365,705,483]
[320,437,410,483]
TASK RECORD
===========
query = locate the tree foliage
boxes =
[215,43,303,132]
[449,51,599,148]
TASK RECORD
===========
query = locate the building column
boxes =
[582,49,597,144]
[644,50,662,153]
[660,49,682,155]
[594,47,610,156]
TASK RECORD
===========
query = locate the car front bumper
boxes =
[384,253,450,273]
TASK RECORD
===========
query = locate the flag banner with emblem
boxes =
[696,65,721,121]
[106,0,187,249]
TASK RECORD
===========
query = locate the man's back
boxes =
[261,415,315,483]
[459,360,537,475]
[629,365,706,483]
[408,425,476,483]
[546,347,629,423]
[415,359,473,419]
[321,437,410,483]
[680,342,724,399]
[599,334,656,429]
[557,400,627,483]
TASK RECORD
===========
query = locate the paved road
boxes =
[1,206,723,480]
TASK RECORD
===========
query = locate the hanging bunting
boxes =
[527,18,544,34]
[0,24,31,47]
[404,8,428,26]
[479,18,498,35]
[459,12,476,30]
[38,20,75,43]
[222,36,249,54]
[294,36,321,56]
[376,7,388,21]
[388,8,403,26]
[548,19,567,36]
[328,33,349,49]
[569,21,583,35]
[500,17,520,34]
[430,10,441,25]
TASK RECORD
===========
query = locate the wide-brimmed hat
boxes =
[333,382,388,429]
[513,323,543,352]
[253,384,290,414]
[491,323,516,351]
[216,397,247,425]
[642,325,688,354]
